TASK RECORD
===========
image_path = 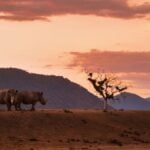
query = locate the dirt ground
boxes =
[0,109,150,150]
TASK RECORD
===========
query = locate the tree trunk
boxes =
[103,99,108,112]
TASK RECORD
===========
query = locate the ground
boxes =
[0,109,150,150]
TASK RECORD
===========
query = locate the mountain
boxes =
[0,68,106,109]
[108,92,150,110]
[146,97,150,101]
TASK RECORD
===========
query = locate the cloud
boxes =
[68,49,150,73]
[67,49,150,93]
[0,0,150,21]
[44,64,53,68]
[118,72,150,88]
[67,49,150,96]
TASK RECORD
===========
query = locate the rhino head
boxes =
[8,89,18,104]
[38,92,46,105]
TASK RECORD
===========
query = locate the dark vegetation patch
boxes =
[63,109,73,114]
[83,139,99,144]
[47,140,50,143]
[29,138,39,142]
[132,137,150,143]
[81,147,89,150]
[58,139,63,142]
[108,139,123,146]
[120,129,141,138]
[66,138,81,143]
[81,119,87,124]
[83,139,90,143]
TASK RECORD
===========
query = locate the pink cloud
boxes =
[118,72,150,88]
[67,50,150,93]
[0,0,150,21]
[68,50,150,73]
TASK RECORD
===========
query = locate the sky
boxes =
[0,0,150,97]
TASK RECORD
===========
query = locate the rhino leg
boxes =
[18,103,22,111]
[15,104,18,111]
[15,103,21,111]
[7,103,12,111]
[31,103,35,111]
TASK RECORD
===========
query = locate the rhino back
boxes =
[0,90,10,103]
[17,91,40,104]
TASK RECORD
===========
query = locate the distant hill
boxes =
[108,92,150,110]
[0,68,106,109]
[146,97,150,101]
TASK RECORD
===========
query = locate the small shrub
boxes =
[81,119,87,124]
[76,139,80,142]
[81,147,89,150]
[47,140,50,143]
[134,131,140,136]
[108,139,123,146]
[63,109,73,113]
[92,140,98,143]
[59,139,63,142]
[29,138,38,142]
[132,137,146,143]
[83,139,90,143]
[119,132,128,137]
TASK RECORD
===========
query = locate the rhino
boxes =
[14,91,46,111]
[0,89,18,111]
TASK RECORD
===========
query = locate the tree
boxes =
[87,72,127,111]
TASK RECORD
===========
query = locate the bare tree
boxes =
[87,72,127,111]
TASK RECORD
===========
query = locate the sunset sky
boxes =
[0,0,150,97]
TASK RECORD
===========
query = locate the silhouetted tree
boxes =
[87,72,127,111]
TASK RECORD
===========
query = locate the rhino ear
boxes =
[40,92,43,96]
[16,90,18,93]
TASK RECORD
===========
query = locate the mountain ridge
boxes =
[108,92,150,110]
[0,68,105,109]
[0,68,149,110]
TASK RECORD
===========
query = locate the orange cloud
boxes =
[0,0,150,21]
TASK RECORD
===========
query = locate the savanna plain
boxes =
[0,109,150,150]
